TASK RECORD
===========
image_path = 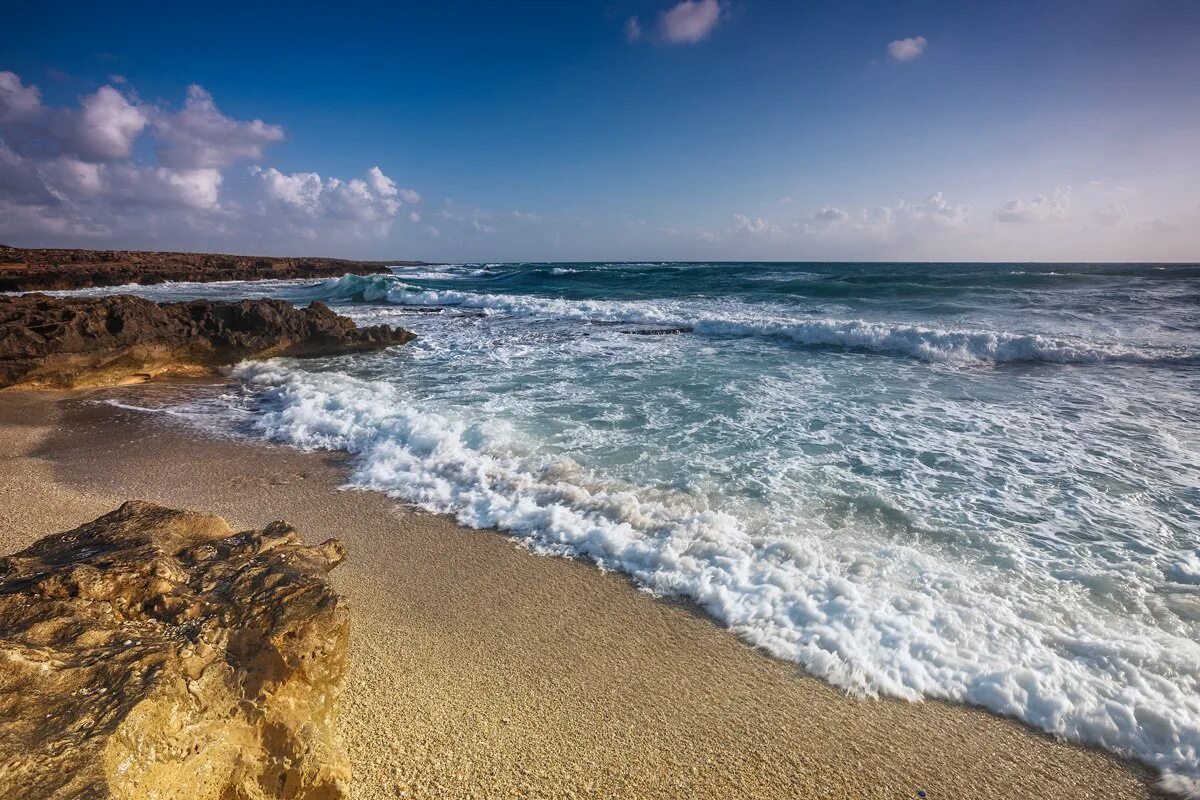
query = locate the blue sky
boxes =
[2,0,1197,261]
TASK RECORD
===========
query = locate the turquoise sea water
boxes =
[59,262,1200,792]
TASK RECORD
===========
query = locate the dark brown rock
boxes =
[0,245,425,292]
[0,501,350,799]
[0,293,415,389]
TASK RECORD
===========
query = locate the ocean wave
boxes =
[227,360,1200,795]
[310,273,1195,366]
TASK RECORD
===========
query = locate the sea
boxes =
[55,261,1200,792]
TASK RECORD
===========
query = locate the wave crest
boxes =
[311,273,1195,366]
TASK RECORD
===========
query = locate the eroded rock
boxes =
[0,245,421,292]
[0,293,414,389]
[0,501,350,799]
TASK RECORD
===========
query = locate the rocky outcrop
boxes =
[0,501,350,800]
[0,293,415,389]
[0,245,423,292]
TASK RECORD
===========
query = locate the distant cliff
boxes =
[0,245,424,291]
[0,501,350,799]
[0,293,414,389]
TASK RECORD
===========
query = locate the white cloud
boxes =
[887,36,927,62]
[254,164,416,225]
[154,85,284,169]
[625,16,642,43]
[0,71,42,121]
[659,0,723,44]
[0,76,150,162]
[799,192,970,245]
[38,156,107,197]
[0,71,421,248]
[324,175,398,222]
[71,86,150,161]
[105,165,223,210]
[733,214,779,235]
[140,167,223,210]
[254,167,322,214]
[34,156,223,210]
[902,191,971,227]
[994,187,1071,223]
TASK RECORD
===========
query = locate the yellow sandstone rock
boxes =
[0,501,349,799]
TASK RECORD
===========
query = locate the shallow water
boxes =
[56,261,1200,793]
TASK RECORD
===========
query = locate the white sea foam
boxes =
[229,359,1200,794]
[310,273,1194,366]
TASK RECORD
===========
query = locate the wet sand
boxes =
[0,388,1165,799]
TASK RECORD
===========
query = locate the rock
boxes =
[0,245,425,292]
[0,501,350,799]
[0,293,415,389]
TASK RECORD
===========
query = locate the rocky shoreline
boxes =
[0,293,414,389]
[0,245,424,292]
[0,280,415,797]
[0,501,350,799]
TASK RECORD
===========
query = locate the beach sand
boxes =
[0,387,1166,799]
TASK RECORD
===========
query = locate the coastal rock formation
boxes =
[0,501,350,799]
[0,245,422,292]
[0,293,415,389]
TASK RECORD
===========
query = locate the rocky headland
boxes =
[0,501,349,799]
[0,245,423,292]
[0,293,414,389]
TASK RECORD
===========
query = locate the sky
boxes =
[1,0,1198,262]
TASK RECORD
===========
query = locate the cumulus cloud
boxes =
[799,192,970,244]
[901,191,971,227]
[0,73,149,162]
[659,0,723,44]
[154,85,284,169]
[106,165,224,210]
[253,164,416,225]
[0,71,421,247]
[0,71,41,121]
[71,86,149,161]
[37,156,107,198]
[733,214,779,235]
[994,187,1071,223]
[887,36,927,62]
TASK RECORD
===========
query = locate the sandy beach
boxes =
[0,386,1165,799]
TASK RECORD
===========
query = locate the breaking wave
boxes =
[309,273,1195,366]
